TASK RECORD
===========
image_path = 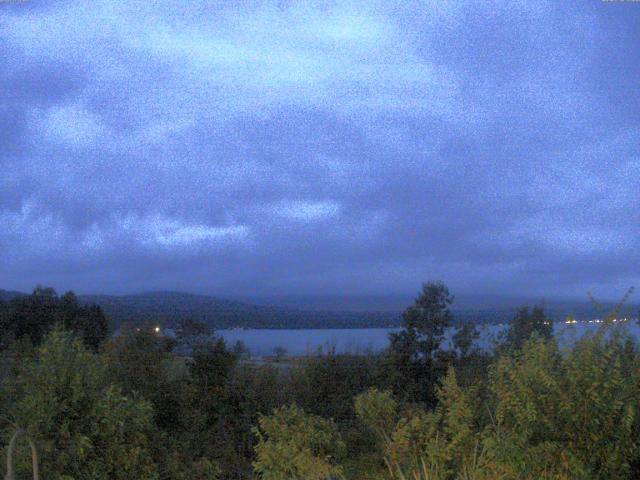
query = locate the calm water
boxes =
[216,321,640,357]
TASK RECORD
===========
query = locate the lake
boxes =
[215,321,640,357]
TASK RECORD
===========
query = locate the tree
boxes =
[103,327,181,432]
[174,318,212,354]
[253,404,345,480]
[176,317,210,338]
[289,352,379,425]
[505,305,552,350]
[4,328,159,479]
[390,281,453,361]
[3,428,40,480]
[273,346,288,362]
[232,340,251,359]
[101,325,222,479]
[0,287,110,351]
[3,286,59,346]
[211,363,283,477]
[386,281,454,403]
[452,321,480,358]
[60,291,110,351]
[189,338,237,390]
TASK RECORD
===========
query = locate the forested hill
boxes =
[77,291,402,329]
[1,289,637,330]
[1,289,401,329]
[0,289,25,302]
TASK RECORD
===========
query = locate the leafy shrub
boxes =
[253,404,345,480]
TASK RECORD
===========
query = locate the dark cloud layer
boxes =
[1,0,639,300]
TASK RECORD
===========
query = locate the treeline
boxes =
[0,282,638,479]
[0,286,110,351]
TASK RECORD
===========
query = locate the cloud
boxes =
[35,102,106,147]
[0,0,639,298]
[0,202,249,259]
[272,200,341,222]
[118,214,250,248]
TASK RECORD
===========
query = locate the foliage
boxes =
[356,301,640,480]
[504,305,552,350]
[189,338,237,389]
[175,318,212,353]
[216,363,285,477]
[386,281,456,404]
[3,328,159,479]
[103,327,182,431]
[289,351,379,425]
[102,327,228,478]
[0,287,110,351]
[2,282,639,480]
[273,346,288,362]
[354,388,398,446]
[253,404,345,480]
[355,374,487,480]
[232,340,251,359]
[390,281,454,361]
[486,330,640,479]
[452,322,480,358]
[179,338,241,474]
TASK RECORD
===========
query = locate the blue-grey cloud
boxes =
[1,0,639,300]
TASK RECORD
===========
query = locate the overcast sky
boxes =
[1,0,639,300]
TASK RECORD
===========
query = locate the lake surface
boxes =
[216,321,640,356]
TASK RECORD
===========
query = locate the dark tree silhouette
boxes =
[506,305,553,349]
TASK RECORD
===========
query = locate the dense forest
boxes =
[1,282,639,479]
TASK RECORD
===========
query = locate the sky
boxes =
[1,0,639,300]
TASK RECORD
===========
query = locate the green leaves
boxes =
[393,281,454,361]
[486,330,640,479]
[355,388,398,446]
[253,404,345,480]
[355,314,640,480]
[355,374,487,480]
[3,289,640,480]
[387,281,457,405]
[5,328,160,479]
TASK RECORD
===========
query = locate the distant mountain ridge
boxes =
[0,289,400,329]
[58,290,400,329]
[0,289,26,302]
[1,289,637,329]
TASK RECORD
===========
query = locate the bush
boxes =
[253,404,345,480]
[4,328,159,479]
